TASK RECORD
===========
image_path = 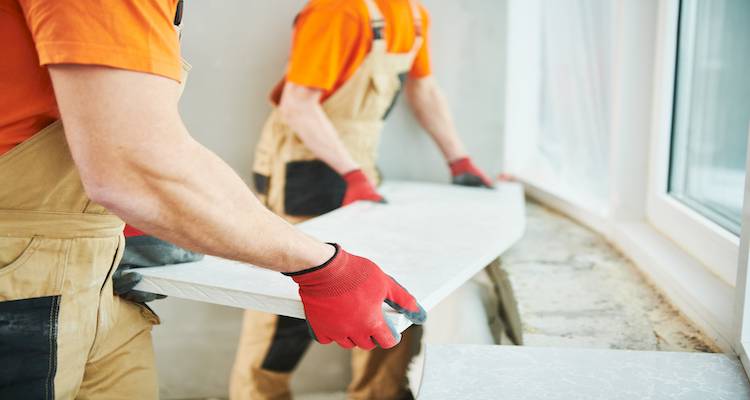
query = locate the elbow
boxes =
[278,96,311,127]
[405,80,425,108]
[277,84,322,127]
[75,151,144,214]
[277,99,296,123]
[79,168,131,212]
[406,76,434,101]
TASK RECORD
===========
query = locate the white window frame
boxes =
[646,0,740,287]
[734,125,750,377]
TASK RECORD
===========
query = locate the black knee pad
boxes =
[261,316,314,373]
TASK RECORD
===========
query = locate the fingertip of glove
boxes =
[113,273,143,295]
[378,309,402,348]
[404,305,427,325]
[123,270,144,282]
[125,290,165,303]
[371,336,386,349]
[384,299,427,325]
[411,304,427,325]
[373,333,399,349]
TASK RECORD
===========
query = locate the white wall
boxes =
[380,1,507,181]
[177,0,306,183]
[155,1,507,398]
[179,0,506,184]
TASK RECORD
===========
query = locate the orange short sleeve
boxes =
[286,5,363,92]
[18,0,182,82]
[281,0,432,101]
[408,5,432,79]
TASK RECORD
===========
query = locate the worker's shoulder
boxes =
[299,0,366,23]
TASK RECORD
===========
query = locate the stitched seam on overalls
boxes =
[101,235,122,293]
[47,241,69,399]
[46,299,53,400]
[46,295,60,400]
[0,211,124,239]
[59,240,71,301]
[81,199,93,214]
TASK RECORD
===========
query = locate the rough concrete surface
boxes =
[501,201,719,353]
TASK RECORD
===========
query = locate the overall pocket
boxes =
[0,237,66,301]
[0,295,60,400]
[0,236,38,272]
[0,237,61,400]
[283,160,346,216]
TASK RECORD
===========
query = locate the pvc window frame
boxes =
[734,125,750,377]
[646,0,740,287]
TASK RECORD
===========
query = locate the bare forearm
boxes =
[100,131,330,272]
[406,77,467,161]
[50,65,332,273]
[278,83,358,175]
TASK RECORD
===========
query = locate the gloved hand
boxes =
[113,265,167,303]
[113,235,204,303]
[342,169,386,205]
[285,243,426,350]
[449,157,494,188]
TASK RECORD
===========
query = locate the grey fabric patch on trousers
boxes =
[0,295,60,400]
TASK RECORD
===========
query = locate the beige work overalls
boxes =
[230,1,424,399]
[0,65,190,400]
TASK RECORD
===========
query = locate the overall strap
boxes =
[363,0,386,40]
[174,0,184,26]
[174,0,184,39]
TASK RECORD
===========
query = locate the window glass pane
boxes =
[669,0,750,235]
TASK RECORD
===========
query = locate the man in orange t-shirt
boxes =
[231,1,493,399]
[0,1,427,398]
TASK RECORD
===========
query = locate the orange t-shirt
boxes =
[0,0,182,156]
[275,0,432,103]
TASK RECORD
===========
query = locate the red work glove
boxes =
[342,169,385,206]
[285,244,426,350]
[449,157,494,188]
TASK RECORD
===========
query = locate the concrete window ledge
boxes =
[500,202,719,352]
